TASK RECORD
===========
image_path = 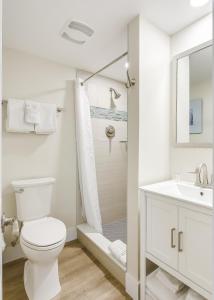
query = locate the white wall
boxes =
[2,48,78,262]
[79,72,127,224]
[126,16,171,300]
[139,18,171,185]
[170,13,213,178]
[171,14,212,57]
[126,16,141,300]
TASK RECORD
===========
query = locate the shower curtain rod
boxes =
[81,51,128,85]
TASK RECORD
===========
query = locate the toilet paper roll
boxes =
[11,220,20,247]
[12,219,19,238]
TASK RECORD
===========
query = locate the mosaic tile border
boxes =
[90,106,127,122]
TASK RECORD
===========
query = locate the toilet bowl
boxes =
[11,177,66,300]
[20,217,66,300]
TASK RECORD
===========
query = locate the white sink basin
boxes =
[141,180,213,208]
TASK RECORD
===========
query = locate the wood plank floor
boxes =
[3,240,131,300]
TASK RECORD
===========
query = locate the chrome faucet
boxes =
[193,163,211,188]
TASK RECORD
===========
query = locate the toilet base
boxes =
[24,259,61,300]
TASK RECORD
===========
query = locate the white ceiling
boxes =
[3,0,212,82]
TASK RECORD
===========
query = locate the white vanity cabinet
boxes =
[147,198,178,269]
[178,208,212,291]
[141,185,213,300]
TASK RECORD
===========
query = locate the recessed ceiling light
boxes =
[190,0,209,7]
[125,62,129,69]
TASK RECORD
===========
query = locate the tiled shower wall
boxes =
[86,75,127,224]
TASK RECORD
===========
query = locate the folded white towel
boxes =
[24,101,40,124]
[109,240,126,265]
[146,287,187,300]
[185,289,206,300]
[120,253,127,267]
[147,269,187,300]
[156,268,185,294]
[35,103,57,134]
[6,99,34,133]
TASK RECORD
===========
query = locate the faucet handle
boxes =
[199,163,209,186]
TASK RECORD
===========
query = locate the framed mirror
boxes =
[174,40,213,147]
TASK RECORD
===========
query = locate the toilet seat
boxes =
[21,217,66,250]
[21,236,65,251]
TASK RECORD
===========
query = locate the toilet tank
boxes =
[11,177,56,222]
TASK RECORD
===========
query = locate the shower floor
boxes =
[102,219,127,244]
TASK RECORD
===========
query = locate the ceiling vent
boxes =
[61,20,94,45]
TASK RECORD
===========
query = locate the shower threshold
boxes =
[77,223,126,286]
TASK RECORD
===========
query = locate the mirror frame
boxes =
[172,39,213,148]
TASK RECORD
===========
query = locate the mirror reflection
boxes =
[176,45,212,145]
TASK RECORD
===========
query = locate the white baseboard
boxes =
[125,272,139,300]
[3,226,77,264]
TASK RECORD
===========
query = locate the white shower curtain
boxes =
[74,79,103,233]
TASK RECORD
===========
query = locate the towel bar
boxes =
[2,99,64,113]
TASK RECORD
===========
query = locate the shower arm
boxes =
[125,70,136,89]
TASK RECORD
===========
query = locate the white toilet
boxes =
[12,177,66,300]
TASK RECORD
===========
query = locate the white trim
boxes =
[77,224,126,285]
[77,223,126,271]
[125,272,139,300]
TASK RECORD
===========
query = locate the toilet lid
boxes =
[21,217,66,247]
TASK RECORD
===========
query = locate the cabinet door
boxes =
[147,197,178,269]
[179,208,212,292]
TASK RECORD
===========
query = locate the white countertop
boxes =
[139,180,213,209]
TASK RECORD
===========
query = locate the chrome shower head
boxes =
[110,88,121,99]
